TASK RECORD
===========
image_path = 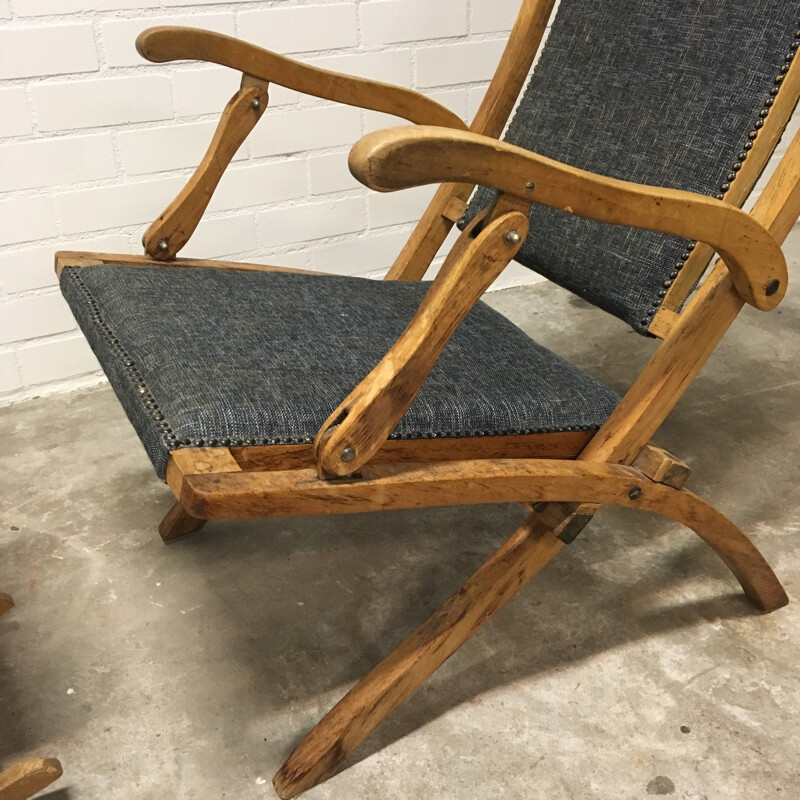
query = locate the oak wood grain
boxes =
[142,77,269,261]
[181,457,644,519]
[158,501,207,543]
[166,446,241,498]
[136,26,466,131]
[384,0,557,282]
[273,512,566,798]
[0,758,62,800]
[315,208,529,477]
[350,125,787,311]
[229,430,594,472]
[54,251,323,277]
[632,445,690,490]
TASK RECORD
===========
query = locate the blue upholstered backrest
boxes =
[465,1,799,333]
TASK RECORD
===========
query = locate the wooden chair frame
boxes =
[54,2,800,796]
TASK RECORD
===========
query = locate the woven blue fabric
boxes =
[464,0,799,333]
[60,265,620,480]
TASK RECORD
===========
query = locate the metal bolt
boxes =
[503,229,522,246]
[766,279,780,296]
[157,238,169,252]
[250,97,261,111]
[340,446,356,463]
[525,181,535,192]
[629,486,642,500]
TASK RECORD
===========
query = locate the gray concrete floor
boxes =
[2,232,800,799]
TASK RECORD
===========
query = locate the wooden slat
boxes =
[231,430,595,472]
[181,458,645,519]
[54,251,323,278]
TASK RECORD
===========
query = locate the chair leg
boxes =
[651,488,789,613]
[272,505,571,799]
[158,501,206,543]
[0,757,62,800]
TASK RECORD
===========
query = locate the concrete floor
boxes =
[2,233,800,799]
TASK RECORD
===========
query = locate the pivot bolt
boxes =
[629,486,642,500]
[157,239,169,252]
[525,181,535,192]
[766,279,780,296]
[340,446,356,463]
[250,97,261,111]
[503,229,522,246]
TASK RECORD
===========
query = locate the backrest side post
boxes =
[384,0,555,281]
[581,125,800,467]
[649,48,800,338]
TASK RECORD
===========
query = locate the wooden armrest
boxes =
[136,27,466,130]
[349,126,787,311]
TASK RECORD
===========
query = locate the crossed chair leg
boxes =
[156,451,788,798]
[271,486,787,798]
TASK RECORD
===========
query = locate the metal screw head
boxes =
[525,181,535,192]
[503,229,522,246]
[250,97,261,111]
[340,446,356,463]
[157,238,169,252]
[629,486,643,500]
[766,279,781,297]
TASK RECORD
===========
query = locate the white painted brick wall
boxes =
[0,1,796,407]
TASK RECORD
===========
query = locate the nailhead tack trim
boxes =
[63,267,601,451]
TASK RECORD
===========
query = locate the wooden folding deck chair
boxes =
[55,0,799,795]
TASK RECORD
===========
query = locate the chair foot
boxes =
[0,593,14,617]
[0,757,62,800]
[158,501,207,543]
[657,489,789,613]
[272,506,570,799]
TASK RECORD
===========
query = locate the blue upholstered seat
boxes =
[60,264,620,480]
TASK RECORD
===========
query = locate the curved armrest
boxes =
[136,27,467,130]
[349,126,787,311]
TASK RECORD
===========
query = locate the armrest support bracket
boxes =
[143,74,269,261]
[315,202,529,478]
